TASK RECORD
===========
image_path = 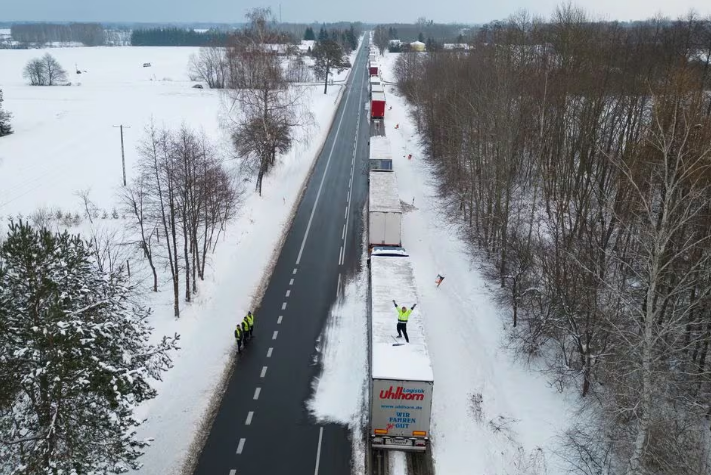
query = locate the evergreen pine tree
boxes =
[0,88,12,137]
[304,27,315,41]
[318,26,328,41]
[0,221,179,473]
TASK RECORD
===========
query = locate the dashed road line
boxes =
[282,302,287,310]
[337,273,341,297]
[267,347,273,358]
[230,469,236,475]
[289,278,294,285]
[261,366,268,378]
[245,411,254,425]
[236,438,245,455]
[285,290,291,297]
[293,268,298,274]
[272,330,279,340]
[295,58,358,266]
[253,387,261,400]
[277,315,283,324]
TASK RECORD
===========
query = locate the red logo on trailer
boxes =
[379,386,425,401]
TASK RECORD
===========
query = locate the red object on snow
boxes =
[369,65,379,76]
[371,91,386,119]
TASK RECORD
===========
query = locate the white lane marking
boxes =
[314,426,324,474]
[272,331,279,340]
[277,315,283,324]
[295,56,359,266]
[342,224,346,240]
[282,302,287,310]
[236,438,245,455]
[339,246,343,265]
[286,290,291,297]
[337,273,341,297]
[253,387,261,400]
[230,470,236,475]
[289,278,294,285]
[267,347,273,358]
[261,366,268,378]
[344,206,348,219]
[341,76,364,267]
[293,268,298,274]
[246,411,254,425]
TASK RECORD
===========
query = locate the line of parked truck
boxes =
[365,36,434,455]
[369,50,386,120]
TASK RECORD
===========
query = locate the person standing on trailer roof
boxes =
[393,300,416,343]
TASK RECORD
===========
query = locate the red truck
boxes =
[371,91,386,119]
[369,60,379,76]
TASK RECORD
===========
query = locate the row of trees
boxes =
[394,9,711,475]
[11,23,105,46]
[130,27,230,47]
[122,124,241,317]
[0,221,179,473]
[0,88,11,136]
[22,53,67,86]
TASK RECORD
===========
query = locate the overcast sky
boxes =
[3,0,711,24]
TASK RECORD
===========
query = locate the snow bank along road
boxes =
[192,42,372,474]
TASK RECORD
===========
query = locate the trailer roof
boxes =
[369,76,381,84]
[369,136,392,161]
[371,252,434,382]
[369,170,401,213]
[372,91,386,101]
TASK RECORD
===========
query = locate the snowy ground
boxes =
[363,52,573,474]
[0,44,360,475]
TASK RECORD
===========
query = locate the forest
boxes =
[394,8,711,474]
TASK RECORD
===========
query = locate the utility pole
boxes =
[113,124,131,186]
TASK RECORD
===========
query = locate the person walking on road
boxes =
[393,300,416,343]
[234,323,244,353]
[241,317,250,345]
[245,311,255,339]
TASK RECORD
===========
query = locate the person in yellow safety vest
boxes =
[241,318,250,346]
[392,300,416,343]
[245,311,255,339]
[234,324,243,353]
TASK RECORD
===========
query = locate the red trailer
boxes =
[371,91,386,119]
[369,60,379,76]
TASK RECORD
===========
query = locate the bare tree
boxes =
[129,123,241,314]
[188,46,228,88]
[393,10,711,472]
[225,7,312,195]
[41,53,67,85]
[22,58,46,86]
[373,25,389,54]
[121,175,159,292]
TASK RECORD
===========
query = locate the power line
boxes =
[112,124,131,186]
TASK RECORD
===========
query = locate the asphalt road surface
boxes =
[193,39,372,475]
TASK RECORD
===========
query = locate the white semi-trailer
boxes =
[368,171,401,248]
[369,136,393,171]
[369,247,434,451]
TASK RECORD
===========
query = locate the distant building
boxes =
[443,43,471,51]
[410,41,426,52]
[389,39,402,47]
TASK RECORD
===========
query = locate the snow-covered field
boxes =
[365,52,573,474]
[0,44,359,474]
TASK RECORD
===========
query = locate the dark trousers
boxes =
[397,322,409,343]
[236,337,243,352]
